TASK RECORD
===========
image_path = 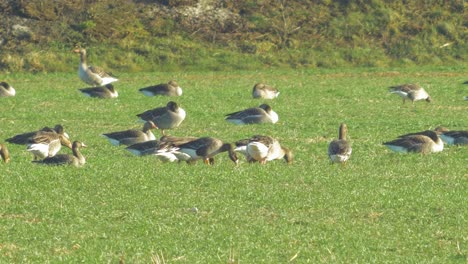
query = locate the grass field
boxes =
[0,67,467,263]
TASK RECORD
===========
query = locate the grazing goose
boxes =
[435,127,468,146]
[102,121,157,146]
[0,143,10,163]
[173,137,238,165]
[245,135,293,164]
[139,80,183,97]
[225,104,279,125]
[26,127,73,160]
[389,84,432,104]
[73,47,118,86]
[136,101,186,136]
[328,123,352,164]
[33,141,86,167]
[125,135,199,157]
[233,138,250,158]
[252,83,279,99]
[6,124,66,145]
[383,130,444,154]
[0,81,16,97]
[79,84,118,98]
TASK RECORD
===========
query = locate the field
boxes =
[0,67,467,263]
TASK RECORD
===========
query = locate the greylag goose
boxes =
[252,83,279,99]
[383,130,444,154]
[26,127,73,160]
[328,123,352,164]
[6,124,66,145]
[173,137,238,165]
[435,127,468,146]
[389,84,431,104]
[102,121,157,146]
[73,47,118,86]
[136,101,186,136]
[139,80,183,97]
[33,141,86,167]
[79,84,118,98]
[0,143,10,163]
[125,135,198,157]
[0,81,16,97]
[225,104,278,125]
[244,135,293,164]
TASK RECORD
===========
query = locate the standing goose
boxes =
[139,80,183,97]
[26,127,73,160]
[252,83,279,99]
[383,130,444,154]
[389,84,432,104]
[173,137,238,165]
[435,127,468,146]
[328,123,352,164]
[33,141,86,167]
[225,104,279,125]
[73,47,118,86]
[79,84,118,98]
[245,135,293,164]
[6,124,66,145]
[0,81,16,97]
[0,143,10,163]
[136,101,186,136]
[102,121,157,146]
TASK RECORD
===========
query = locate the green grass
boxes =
[0,67,467,263]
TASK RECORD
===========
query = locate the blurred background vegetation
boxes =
[0,0,466,73]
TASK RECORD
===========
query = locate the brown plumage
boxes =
[136,101,186,136]
[0,143,10,163]
[139,80,182,97]
[328,123,352,164]
[33,141,86,167]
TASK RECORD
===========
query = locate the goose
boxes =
[0,81,16,97]
[225,104,279,125]
[252,83,279,99]
[136,101,186,136]
[139,80,183,97]
[435,127,468,146]
[79,84,118,98]
[244,135,293,164]
[26,127,73,160]
[102,121,157,146]
[233,138,250,158]
[383,130,444,154]
[73,47,118,86]
[125,135,198,157]
[6,124,66,145]
[173,137,238,165]
[0,143,10,163]
[328,123,352,164]
[33,141,86,167]
[389,84,431,104]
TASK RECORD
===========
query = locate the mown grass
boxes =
[0,67,467,263]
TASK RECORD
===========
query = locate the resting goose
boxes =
[0,81,16,97]
[435,127,468,146]
[33,141,86,167]
[136,101,186,136]
[139,80,183,97]
[328,123,352,164]
[389,84,432,104]
[102,121,157,146]
[383,130,444,154]
[252,83,279,99]
[26,127,73,160]
[225,104,279,125]
[79,84,118,98]
[0,143,10,163]
[73,47,118,86]
[173,137,238,165]
[244,135,293,164]
[6,124,66,145]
